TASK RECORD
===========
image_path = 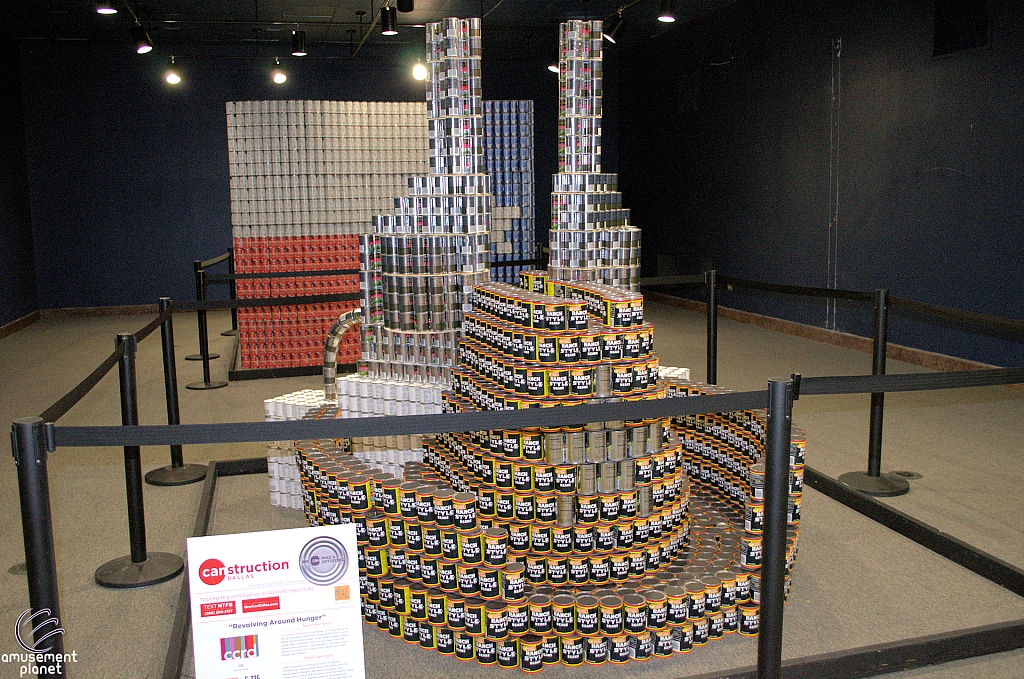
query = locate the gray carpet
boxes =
[0,304,1021,679]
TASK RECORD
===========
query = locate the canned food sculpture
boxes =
[279,16,804,672]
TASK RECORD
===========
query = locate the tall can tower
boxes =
[359,17,493,384]
[548,20,640,290]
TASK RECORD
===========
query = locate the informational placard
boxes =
[187,525,364,679]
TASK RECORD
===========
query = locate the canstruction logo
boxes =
[298,536,349,585]
[220,635,259,661]
[198,557,290,585]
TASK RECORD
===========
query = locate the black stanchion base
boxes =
[95,552,184,589]
[185,353,220,361]
[837,471,911,497]
[7,562,27,576]
[220,329,238,337]
[145,464,208,486]
[186,380,229,390]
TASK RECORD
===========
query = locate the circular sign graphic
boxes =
[298,536,349,585]
[198,558,226,585]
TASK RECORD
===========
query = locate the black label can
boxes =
[519,634,544,673]
[507,601,529,636]
[608,635,631,663]
[575,595,600,636]
[436,626,455,655]
[478,566,500,599]
[474,636,497,664]
[446,594,466,630]
[464,598,485,636]
[561,636,584,666]
[454,631,475,660]
[584,635,607,664]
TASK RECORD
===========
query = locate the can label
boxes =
[561,637,584,665]
[533,465,555,492]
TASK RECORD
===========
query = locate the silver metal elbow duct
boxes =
[323,308,362,403]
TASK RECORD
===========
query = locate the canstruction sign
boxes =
[188,525,364,679]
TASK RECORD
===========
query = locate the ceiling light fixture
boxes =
[131,24,153,54]
[95,2,117,15]
[397,0,414,12]
[272,58,287,84]
[658,0,677,23]
[548,46,560,74]
[291,30,307,56]
[381,5,398,36]
[412,59,427,80]
[603,11,626,43]
[165,56,181,85]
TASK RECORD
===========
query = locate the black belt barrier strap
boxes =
[889,296,1024,340]
[639,275,706,287]
[39,344,127,423]
[176,292,362,311]
[132,307,174,344]
[53,391,770,448]
[199,251,231,269]
[801,366,1024,396]
[50,364,1024,449]
[205,269,360,283]
[719,276,874,302]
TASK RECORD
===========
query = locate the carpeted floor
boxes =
[0,304,1020,679]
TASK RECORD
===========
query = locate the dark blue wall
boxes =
[0,41,38,325]
[620,0,1024,366]
[18,37,569,309]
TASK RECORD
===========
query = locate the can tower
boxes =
[360,17,492,384]
[548,20,640,290]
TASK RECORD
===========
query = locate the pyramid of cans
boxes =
[358,18,492,386]
[290,272,804,670]
[548,20,641,290]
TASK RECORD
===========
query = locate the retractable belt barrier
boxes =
[36,306,174,424]
[198,251,231,269]
[176,292,362,311]
[47,365,1024,450]
[205,268,361,283]
[718,275,875,302]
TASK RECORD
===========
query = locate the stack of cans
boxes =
[359,17,492,382]
[225,100,429,234]
[548,20,641,290]
[484,100,536,281]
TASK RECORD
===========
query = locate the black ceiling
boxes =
[2,0,737,58]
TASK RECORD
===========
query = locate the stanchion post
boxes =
[186,260,220,362]
[95,334,185,588]
[868,287,888,476]
[757,377,794,679]
[146,299,207,486]
[12,417,66,677]
[705,268,718,385]
[838,288,909,496]
[187,269,228,390]
[221,250,239,337]
[120,333,147,562]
